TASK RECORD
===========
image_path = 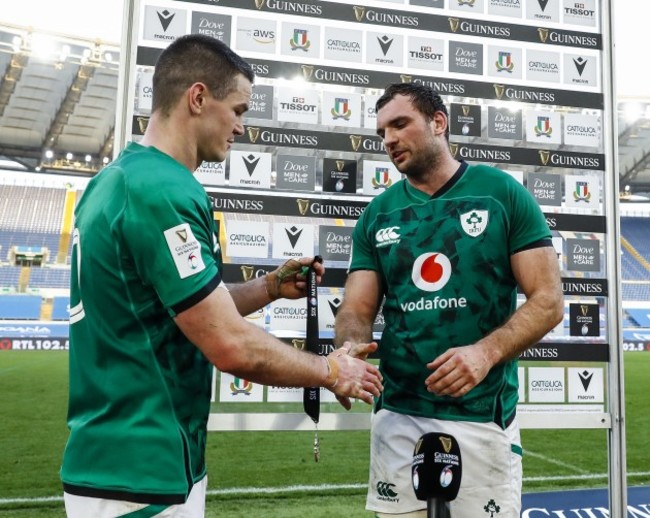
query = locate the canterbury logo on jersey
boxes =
[375,226,400,247]
[376,481,399,502]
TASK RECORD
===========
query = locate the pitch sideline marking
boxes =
[4,475,650,506]
[524,450,590,475]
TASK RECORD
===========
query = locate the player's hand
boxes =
[334,341,379,409]
[326,343,382,409]
[265,257,324,300]
[424,344,492,398]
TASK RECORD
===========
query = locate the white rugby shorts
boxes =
[64,476,207,518]
[366,409,522,518]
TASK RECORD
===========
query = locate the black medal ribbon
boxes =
[303,256,322,424]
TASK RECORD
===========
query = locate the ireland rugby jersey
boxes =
[350,162,551,427]
[62,142,222,504]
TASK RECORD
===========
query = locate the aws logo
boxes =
[412,253,452,292]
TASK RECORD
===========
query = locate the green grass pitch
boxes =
[0,351,648,516]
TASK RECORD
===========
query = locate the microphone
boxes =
[411,432,462,518]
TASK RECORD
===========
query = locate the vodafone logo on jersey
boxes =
[412,253,452,292]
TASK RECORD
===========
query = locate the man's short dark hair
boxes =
[376,83,450,141]
[152,34,255,116]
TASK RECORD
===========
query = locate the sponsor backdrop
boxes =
[117,0,617,428]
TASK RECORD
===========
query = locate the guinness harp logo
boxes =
[297,199,310,216]
[301,64,315,81]
[292,338,306,350]
[493,84,505,100]
[439,436,452,453]
[462,105,471,117]
[538,28,549,43]
[336,160,346,172]
[350,134,363,152]
[353,6,366,22]
[414,437,423,454]
[539,150,550,166]
[449,143,459,158]
[448,18,460,33]
[175,229,188,243]
[247,126,260,143]
[255,0,266,10]
[240,265,255,282]
[580,305,590,317]
[137,116,149,134]
[400,74,413,84]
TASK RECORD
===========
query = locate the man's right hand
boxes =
[325,341,382,409]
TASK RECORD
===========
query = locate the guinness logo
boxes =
[247,126,260,143]
[462,105,470,117]
[297,199,310,216]
[439,436,452,454]
[336,160,346,172]
[493,84,505,100]
[538,28,549,43]
[137,116,149,134]
[301,64,314,81]
[292,338,306,351]
[176,229,188,243]
[350,134,363,152]
[449,143,459,158]
[400,74,413,84]
[255,0,266,9]
[353,6,366,22]
[414,437,423,454]
[539,150,550,166]
[240,265,255,282]
[448,18,460,32]
[580,305,590,317]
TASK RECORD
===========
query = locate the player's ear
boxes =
[188,82,208,115]
[432,111,448,138]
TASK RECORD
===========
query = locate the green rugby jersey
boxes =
[61,142,222,504]
[350,162,551,427]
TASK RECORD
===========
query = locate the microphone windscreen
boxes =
[411,432,462,502]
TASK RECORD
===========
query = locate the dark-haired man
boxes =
[61,34,382,518]
[335,83,563,517]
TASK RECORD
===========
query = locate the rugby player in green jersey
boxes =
[335,83,563,518]
[61,35,382,518]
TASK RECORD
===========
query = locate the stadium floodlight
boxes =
[85,154,92,162]
[44,149,54,159]
[65,152,73,161]
[102,157,110,165]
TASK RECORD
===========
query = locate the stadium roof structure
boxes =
[0,23,650,199]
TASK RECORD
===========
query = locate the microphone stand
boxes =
[428,498,449,518]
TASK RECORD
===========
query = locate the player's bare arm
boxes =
[175,284,383,404]
[228,257,325,316]
[334,269,383,358]
[425,246,563,397]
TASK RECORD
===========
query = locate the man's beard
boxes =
[396,142,442,180]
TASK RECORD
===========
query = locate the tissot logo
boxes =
[449,18,460,32]
[573,57,588,76]
[243,154,260,175]
[377,35,393,56]
[157,10,175,32]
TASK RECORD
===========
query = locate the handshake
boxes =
[323,340,382,410]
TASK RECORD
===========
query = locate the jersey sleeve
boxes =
[120,175,220,314]
[507,177,552,254]
[349,207,379,272]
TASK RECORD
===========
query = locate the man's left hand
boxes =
[265,257,325,300]
[424,344,492,398]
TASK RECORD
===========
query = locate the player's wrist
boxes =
[264,273,278,301]
[322,355,339,388]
